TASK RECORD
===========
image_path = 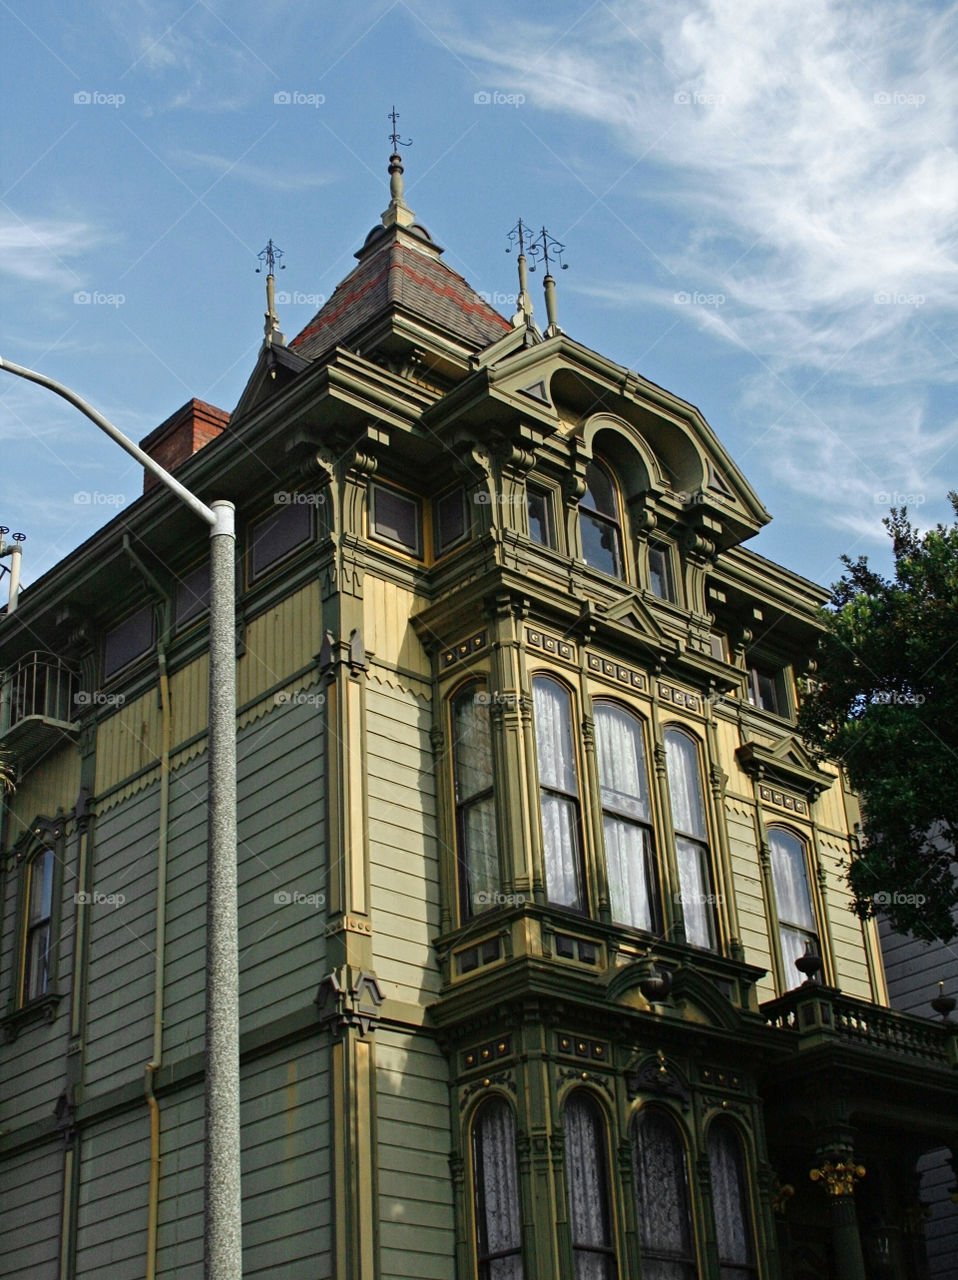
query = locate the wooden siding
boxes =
[376,1029,455,1280]
[0,1142,63,1279]
[155,1083,204,1279]
[366,678,442,1007]
[724,798,776,1001]
[83,782,159,1094]
[363,580,430,677]
[4,745,80,836]
[819,834,873,1000]
[75,1112,150,1279]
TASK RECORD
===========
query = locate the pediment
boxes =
[736,735,833,797]
[232,342,310,421]
[597,592,671,646]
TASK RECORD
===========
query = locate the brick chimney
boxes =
[139,399,230,493]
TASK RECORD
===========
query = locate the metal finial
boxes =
[388,105,412,152]
[506,220,536,328]
[527,226,569,337]
[256,239,285,276]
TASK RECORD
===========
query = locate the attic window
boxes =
[648,542,676,602]
[434,487,468,556]
[249,499,314,582]
[175,561,210,629]
[103,604,155,680]
[747,659,789,717]
[370,483,422,557]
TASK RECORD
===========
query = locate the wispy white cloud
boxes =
[0,216,96,286]
[173,150,334,191]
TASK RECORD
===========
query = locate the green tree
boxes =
[799,495,958,943]
[0,749,15,795]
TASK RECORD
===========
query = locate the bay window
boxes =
[632,1108,697,1278]
[564,1091,617,1279]
[664,728,716,949]
[472,1098,524,1279]
[594,703,657,931]
[532,676,586,911]
[708,1122,757,1280]
[451,683,500,919]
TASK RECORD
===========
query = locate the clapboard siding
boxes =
[155,1084,204,1279]
[83,782,159,1093]
[725,801,775,999]
[75,1111,150,1279]
[0,1142,62,1278]
[366,680,441,1007]
[377,1030,454,1280]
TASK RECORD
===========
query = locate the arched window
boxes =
[472,1098,524,1279]
[594,704,657,931]
[579,460,624,579]
[532,677,585,911]
[451,683,500,919]
[632,1108,697,1278]
[564,1092,617,1278]
[768,827,819,990]
[22,847,55,1002]
[664,729,716,949]
[708,1122,757,1280]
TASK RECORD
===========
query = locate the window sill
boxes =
[2,991,61,1042]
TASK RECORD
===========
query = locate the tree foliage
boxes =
[0,749,15,796]
[798,495,958,943]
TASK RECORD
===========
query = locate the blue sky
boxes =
[2,0,956,594]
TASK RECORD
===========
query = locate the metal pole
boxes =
[0,358,242,1279]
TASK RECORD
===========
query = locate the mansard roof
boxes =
[288,223,512,364]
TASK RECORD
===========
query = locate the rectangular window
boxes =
[527,485,555,548]
[369,483,422,557]
[434,487,468,556]
[533,677,586,912]
[747,660,788,716]
[249,499,313,581]
[174,561,210,629]
[23,849,54,1003]
[103,604,155,680]
[648,543,675,602]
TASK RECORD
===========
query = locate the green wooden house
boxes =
[1,145,956,1280]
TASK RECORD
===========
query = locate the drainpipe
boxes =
[121,536,171,1280]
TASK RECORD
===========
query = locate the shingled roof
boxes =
[289,222,512,363]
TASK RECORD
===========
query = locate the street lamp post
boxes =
[0,357,243,1280]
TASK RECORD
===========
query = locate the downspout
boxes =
[121,536,171,1280]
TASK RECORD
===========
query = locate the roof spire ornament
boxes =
[527,226,569,338]
[382,106,415,230]
[256,239,286,348]
[506,219,537,330]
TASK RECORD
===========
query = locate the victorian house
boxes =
[1,145,955,1280]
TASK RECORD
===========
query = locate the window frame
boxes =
[526,482,556,550]
[450,680,501,921]
[247,494,315,585]
[767,824,821,992]
[631,1105,699,1278]
[563,1089,619,1278]
[531,674,587,914]
[579,458,626,580]
[745,656,791,718]
[471,1095,525,1279]
[434,485,470,559]
[647,540,677,603]
[102,602,156,682]
[593,701,659,934]
[368,479,423,559]
[664,726,718,950]
[21,846,55,1005]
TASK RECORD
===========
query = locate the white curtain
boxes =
[533,679,583,909]
[664,730,706,838]
[632,1110,697,1279]
[474,1099,524,1279]
[596,705,654,929]
[675,838,712,949]
[769,829,815,929]
[564,1093,616,1279]
[708,1123,755,1279]
[453,691,500,913]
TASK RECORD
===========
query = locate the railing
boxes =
[0,652,78,734]
[763,984,956,1067]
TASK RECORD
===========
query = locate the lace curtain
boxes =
[564,1092,617,1279]
[473,1099,524,1279]
[708,1123,756,1280]
[595,704,654,930]
[632,1109,697,1280]
[769,828,817,990]
[665,731,714,948]
[453,688,500,913]
[533,678,584,909]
